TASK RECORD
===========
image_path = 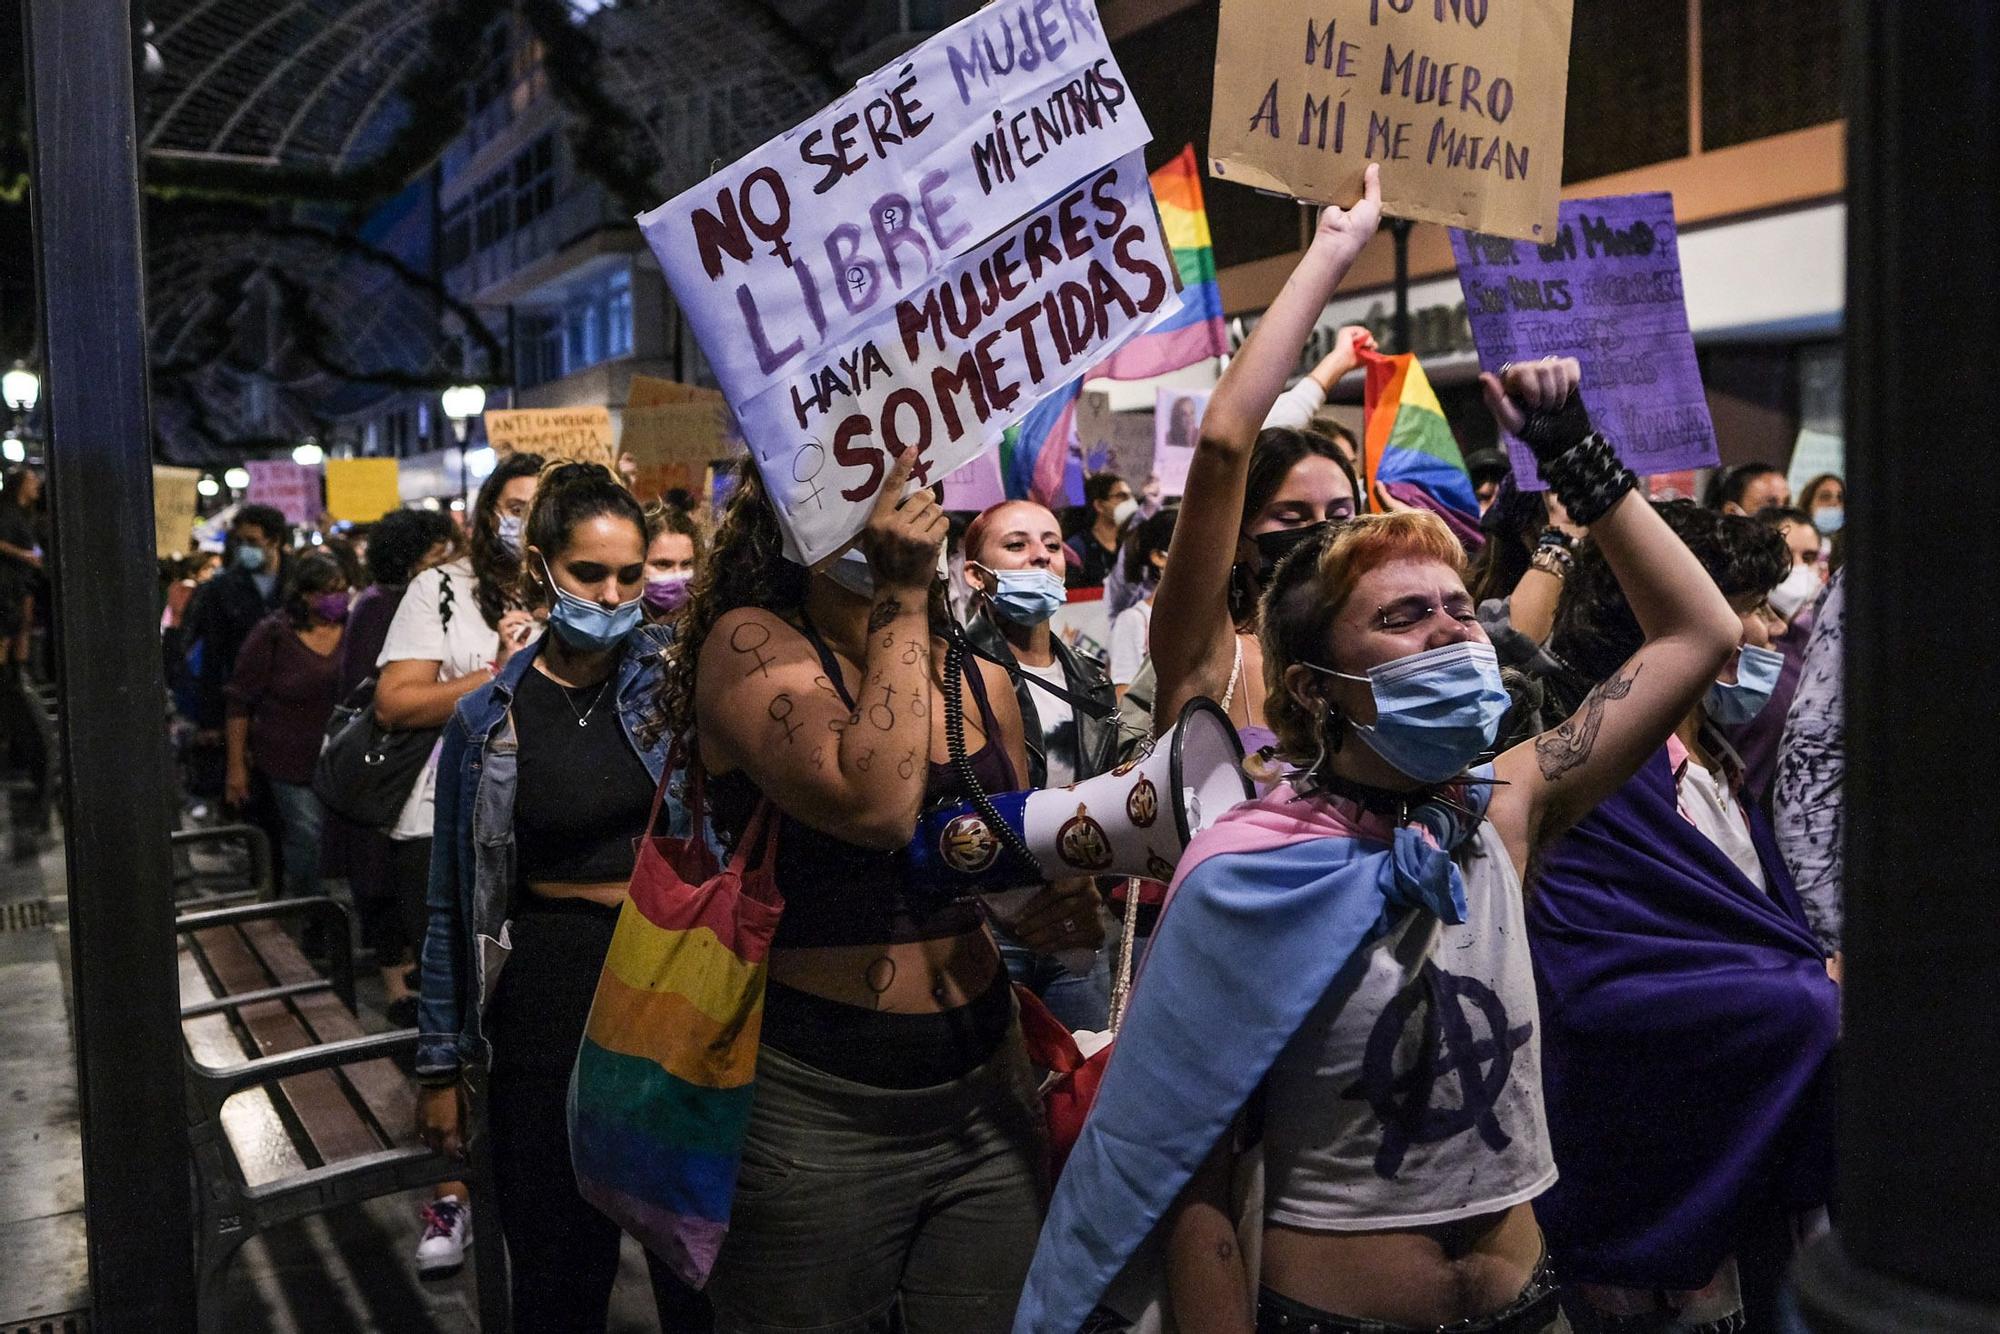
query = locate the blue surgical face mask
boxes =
[234,543,267,573]
[1707,643,1784,726]
[496,513,524,557]
[1312,640,1510,784]
[1812,506,1844,536]
[540,556,642,653]
[975,563,1067,625]
[825,549,875,600]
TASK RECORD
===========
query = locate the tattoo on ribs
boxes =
[864,956,897,1008]
[866,598,902,635]
[1535,663,1640,780]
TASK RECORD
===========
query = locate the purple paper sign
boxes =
[1449,193,1719,488]
[246,460,322,529]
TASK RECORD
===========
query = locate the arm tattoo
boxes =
[1214,1239,1236,1264]
[728,620,776,677]
[1535,663,1640,780]
[766,693,801,743]
[864,956,897,1009]
[866,597,903,635]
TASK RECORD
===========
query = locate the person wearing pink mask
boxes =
[224,550,350,900]
[640,503,702,625]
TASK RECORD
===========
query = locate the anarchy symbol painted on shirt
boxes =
[1340,961,1532,1179]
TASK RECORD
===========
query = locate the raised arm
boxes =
[1151,165,1382,728]
[1488,362,1740,855]
[699,452,944,850]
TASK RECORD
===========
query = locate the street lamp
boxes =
[196,477,220,498]
[2,363,40,417]
[440,383,487,513]
[0,436,23,465]
[291,441,324,467]
[223,466,249,491]
[441,384,486,444]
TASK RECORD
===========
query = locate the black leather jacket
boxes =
[962,609,1119,789]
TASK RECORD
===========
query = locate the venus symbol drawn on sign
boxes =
[1339,961,1532,1179]
[793,440,829,510]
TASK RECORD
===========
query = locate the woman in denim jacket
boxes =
[413,461,707,1333]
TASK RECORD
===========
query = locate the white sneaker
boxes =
[415,1194,470,1278]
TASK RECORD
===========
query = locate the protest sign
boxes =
[152,466,202,559]
[1076,388,1155,486]
[1153,385,1210,495]
[621,401,741,503]
[483,407,616,466]
[1450,192,1718,486]
[640,0,1150,416]
[626,375,726,411]
[1209,0,1574,242]
[246,460,322,530]
[942,447,1008,512]
[675,150,1177,565]
[1786,428,1843,499]
[1052,586,1111,667]
[325,458,402,522]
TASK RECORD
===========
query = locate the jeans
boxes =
[1256,1259,1571,1334]
[266,778,324,899]
[996,926,1112,1032]
[706,1036,1046,1333]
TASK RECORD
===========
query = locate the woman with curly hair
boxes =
[1020,355,1744,1334]
[659,451,1044,1333]
[1527,503,1839,1334]
[641,502,703,624]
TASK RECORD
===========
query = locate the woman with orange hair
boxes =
[1018,352,1744,1334]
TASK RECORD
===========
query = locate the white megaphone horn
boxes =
[907,698,1254,944]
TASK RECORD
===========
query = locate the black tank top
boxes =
[710,618,1016,948]
[511,663,655,885]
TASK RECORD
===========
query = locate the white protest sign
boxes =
[640,0,1150,416]
[722,151,1178,565]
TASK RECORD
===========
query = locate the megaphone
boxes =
[908,696,1254,903]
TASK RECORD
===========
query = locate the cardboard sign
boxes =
[152,466,202,559]
[640,0,1150,415]
[1076,389,1155,486]
[325,458,402,523]
[1153,385,1210,496]
[483,407,616,466]
[621,401,742,503]
[626,375,726,411]
[1209,0,1574,242]
[686,150,1178,565]
[246,460,322,530]
[1051,586,1111,667]
[1450,192,1719,486]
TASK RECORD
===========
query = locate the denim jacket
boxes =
[415,622,680,1082]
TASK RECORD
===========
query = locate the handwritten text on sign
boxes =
[1449,192,1719,486]
[482,407,616,466]
[639,0,1149,413]
[734,152,1175,564]
[1209,0,1574,242]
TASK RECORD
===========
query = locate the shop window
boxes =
[1563,0,1691,182]
[1700,0,1843,150]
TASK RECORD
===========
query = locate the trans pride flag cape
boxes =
[1358,346,1481,524]
[1013,772,1493,1334]
[1009,146,1230,505]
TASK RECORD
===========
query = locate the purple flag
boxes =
[1450,193,1720,488]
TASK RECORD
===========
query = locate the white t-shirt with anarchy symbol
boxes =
[1260,820,1556,1230]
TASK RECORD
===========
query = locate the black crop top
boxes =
[710,619,1017,949]
[512,665,656,885]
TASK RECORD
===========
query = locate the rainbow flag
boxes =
[569,819,783,1286]
[1357,346,1480,521]
[1016,146,1229,505]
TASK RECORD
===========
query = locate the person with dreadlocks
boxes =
[1015,354,1745,1334]
[658,451,1046,1333]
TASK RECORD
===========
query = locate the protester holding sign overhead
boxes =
[1148,169,1380,752]
[660,453,1043,1333]
[1019,355,1746,1334]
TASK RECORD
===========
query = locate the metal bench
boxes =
[171,822,274,909]
[178,897,507,1331]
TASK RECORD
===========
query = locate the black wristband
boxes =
[1540,433,1637,528]
[1535,527,1575,553]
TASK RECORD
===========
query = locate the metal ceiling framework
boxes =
[136,1,841,460]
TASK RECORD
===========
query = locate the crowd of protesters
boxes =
[152,181,1848,1334]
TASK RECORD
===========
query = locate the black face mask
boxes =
[1249,521,1333,576]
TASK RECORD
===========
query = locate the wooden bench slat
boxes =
[238,921,418,1148]
[190,926,382,1166]
[178,943,307,1188]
